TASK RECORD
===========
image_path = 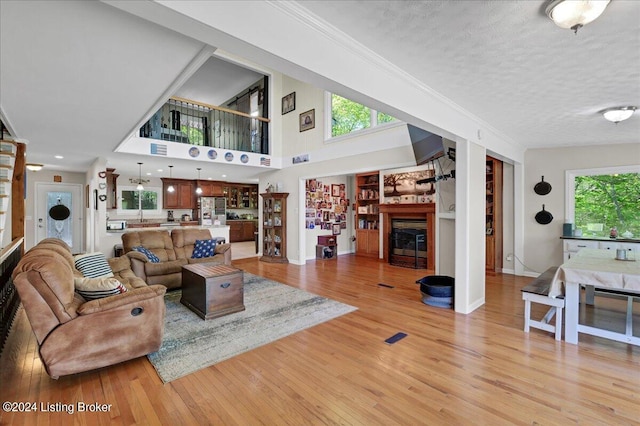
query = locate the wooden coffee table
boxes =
[181,263,245,320]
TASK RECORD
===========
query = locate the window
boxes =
[327,93,396,139]
[180,114,205,146]
[566,166,640,238]
[118,186,162,216]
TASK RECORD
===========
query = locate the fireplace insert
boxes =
[390,219,427,269]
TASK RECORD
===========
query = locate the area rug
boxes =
[147,273,357,383]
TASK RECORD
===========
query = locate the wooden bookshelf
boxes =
[355,171,380,257]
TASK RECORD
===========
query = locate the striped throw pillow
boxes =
[74,276,127,301]
[74,252,114,278]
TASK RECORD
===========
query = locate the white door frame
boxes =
[35,182,84,252]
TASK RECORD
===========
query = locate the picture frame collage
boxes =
[305,179,349,233]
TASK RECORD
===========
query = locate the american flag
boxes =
[150,143,167,156]
[260,157,271,166]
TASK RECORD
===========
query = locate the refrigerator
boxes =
[199,197,226,226]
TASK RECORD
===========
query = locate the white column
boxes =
[513,161,525,276]
[454,139,486,313]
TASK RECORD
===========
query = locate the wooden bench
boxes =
[521,266,565,341]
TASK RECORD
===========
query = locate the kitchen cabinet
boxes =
[228,220,257,242]
[162,178,196,209]
[196,180,224,197]
[260,192,288,263]
[106,168,119,209]
[486,156,502,272]
[242,220,256,241]
[224,184,258,209]
[355,171,379,257]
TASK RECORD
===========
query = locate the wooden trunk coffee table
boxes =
[181,263,245,320]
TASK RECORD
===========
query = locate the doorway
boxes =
[35,183,83,252]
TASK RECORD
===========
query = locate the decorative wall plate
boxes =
[208,149,217,160]
[240,154,249,164]
[98,183,107,189]
[189,147,200,158]
[98,194,107,202]
[225,152,234,162]
[98,171,107,179]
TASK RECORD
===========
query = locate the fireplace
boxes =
[379,203,435,270]
[390,219,427,268]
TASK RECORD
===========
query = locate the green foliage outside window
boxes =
[377,111,395,124]
[574,173,640,237]
[181,125,204,145]
[331,94,370,137]
[121,190,158,210]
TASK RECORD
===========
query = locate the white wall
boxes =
[523,142,640,274]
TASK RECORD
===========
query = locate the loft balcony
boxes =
[139,96,270,155]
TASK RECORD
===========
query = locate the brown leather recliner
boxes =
[12,240,166,379]
[122,228,231,289]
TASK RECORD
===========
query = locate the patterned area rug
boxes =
[147,273,357,383]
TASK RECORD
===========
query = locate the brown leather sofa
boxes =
[12,238,166,379]
[122,228,231,289]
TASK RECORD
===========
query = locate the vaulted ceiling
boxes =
[1,1,638,180]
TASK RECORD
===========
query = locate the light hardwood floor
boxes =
[1,255,639,425]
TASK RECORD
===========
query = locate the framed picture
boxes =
[299,109,315,132]
[282,92,295,115]
[331,184,341,197]
[332,223,341,235]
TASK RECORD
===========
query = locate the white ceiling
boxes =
[1,1,638,181]
[299,0,640,149]
[173,56,264,108]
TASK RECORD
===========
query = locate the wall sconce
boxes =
[26,163,43,171]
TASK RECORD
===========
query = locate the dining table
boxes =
[549,248,640,345]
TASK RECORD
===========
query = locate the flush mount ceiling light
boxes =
[546,0,610,34]
[26,163,43,171]
[195,168,203,194]
[136,162,144,191]
[600,106,637,123]
[166,165,175,193]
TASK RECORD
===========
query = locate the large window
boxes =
[328,93,396,139]
[118,186,162,216]
[567,166,640,238]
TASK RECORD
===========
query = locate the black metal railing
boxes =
[139,96,270,155]
[0,237,24,356]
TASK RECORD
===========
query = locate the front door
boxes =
[35,183,83,252]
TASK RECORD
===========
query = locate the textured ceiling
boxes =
[1,1,637,181]
[300,0,640,148]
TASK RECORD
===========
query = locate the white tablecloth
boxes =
[549,248,640,298]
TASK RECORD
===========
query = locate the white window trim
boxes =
[117,185,163,216]
[324,91,402,144]
[565,164,640,224]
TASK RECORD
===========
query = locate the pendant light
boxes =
[195,168,203,194]
[167,165,175,193]
[136,162,144,191]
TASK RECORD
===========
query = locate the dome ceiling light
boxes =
[545,0,610,34]
[600,106,637,123]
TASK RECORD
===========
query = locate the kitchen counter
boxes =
[560,236,639,243]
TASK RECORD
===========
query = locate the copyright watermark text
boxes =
[3,401,112,414]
